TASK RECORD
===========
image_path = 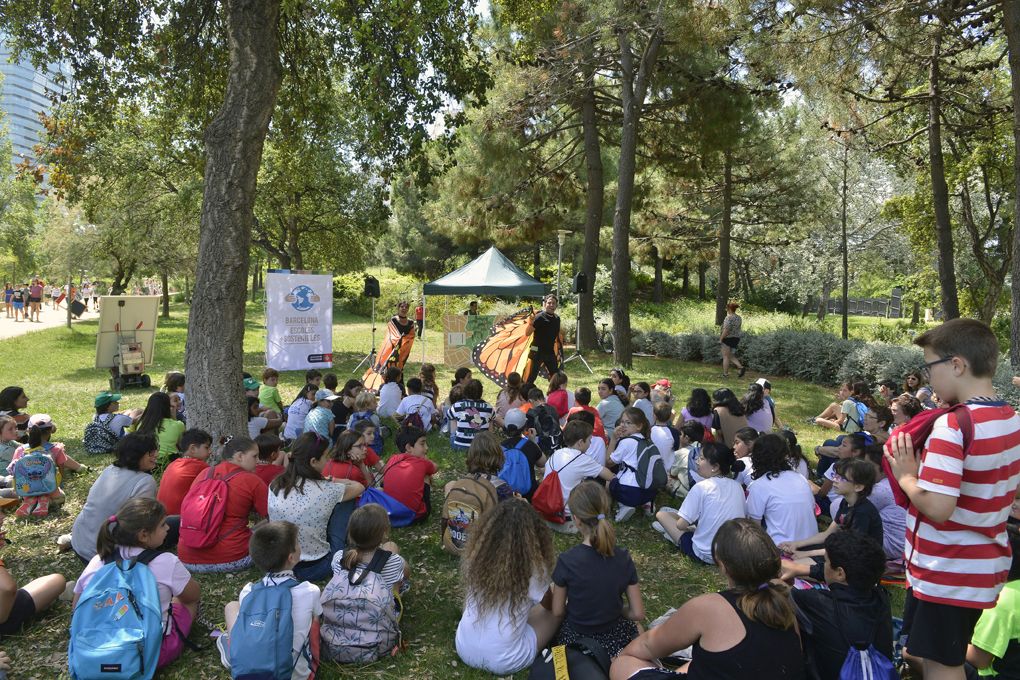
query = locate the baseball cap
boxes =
[504,408,533,432]
[755,378,772,390]
[315,388,339,401]
[242,378,260,391]
[28,413,54,429]
[654,379,672,389]
[94,391,122,408]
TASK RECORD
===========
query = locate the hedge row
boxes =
[628,327,1020,405]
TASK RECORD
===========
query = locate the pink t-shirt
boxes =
[75,546,192,627]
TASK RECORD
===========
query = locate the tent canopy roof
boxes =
[423,246,548,297]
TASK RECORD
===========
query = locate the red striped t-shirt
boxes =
[906,402,1020,608]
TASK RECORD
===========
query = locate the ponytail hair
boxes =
[343,503,390,570]
[711,518,795,631]
[270,432,327,498]
[27,422,54,448]
[222,435,257,461]
[96,497,166,560]
[567,481,615,557]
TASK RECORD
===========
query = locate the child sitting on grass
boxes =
[321,503,409,663]
[0,510,65,636]
[73,497,201,671]
[552,481,644,657]
[568,387,606,441]
[445,432,513,502]
[455,499,562,675]
[156,428,213,515]
[258,368,284,417]
[381,427,436,524]
[9,414,84,518]
[348,390,385,453]
[133,392,185,466]
[218,520,321,679]
[323,430,379,487]
[252,433,286,485]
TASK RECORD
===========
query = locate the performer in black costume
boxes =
[523,294,563,386]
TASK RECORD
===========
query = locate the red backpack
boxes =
[532,454,582,524]
[882,403,974,509]
[179,467,245,549]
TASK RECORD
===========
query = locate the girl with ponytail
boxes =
[653,442,747,565]
[72,497,201,670]
[611,518,804,680]
[551,480,645,657]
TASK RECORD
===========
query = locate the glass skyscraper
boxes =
[0,32,69,165]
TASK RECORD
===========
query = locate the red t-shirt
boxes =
[322,449,380,486]
[381,454,437,519]
[568,405,607,441]
[177,461,269,565]
[157,457,209,515]
[253,464,285,486]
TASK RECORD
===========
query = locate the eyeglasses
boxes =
[920,355,954,381]
[832,472,852,484]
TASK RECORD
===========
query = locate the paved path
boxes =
[0,304,99,339]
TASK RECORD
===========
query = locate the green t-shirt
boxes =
[972,580,1020,677]
[259,384,283,412]
[156,418,185,456]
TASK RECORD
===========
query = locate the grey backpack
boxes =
[320,549,400,663]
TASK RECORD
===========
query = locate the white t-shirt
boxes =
[650,425,676,471]
[283,398,312,440]
[98,412,134,437]
[395,394,437,432]
[455,574,548,675]
[610,434,649,487]
[247,416,268,440]
[377,383,402,418]
[632,398,654,425]
[583,436,607,467]
[678,476,747,563]
[544,448,605,512]
[745,470,817,545]
[238,572,321,680]
[791,457,810,480]
[823,466,841,517]
[76,546,191,628]
[268,479,350,562]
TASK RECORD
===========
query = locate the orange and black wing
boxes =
[363,320,414,392]
[471,309,536,388]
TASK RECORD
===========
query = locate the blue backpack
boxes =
[358,487,417,527]
[229,577,309,680]
[13,444,57,498]
[68,549,163,680]
[835,609,898,680]
[499,438,532,495]
[843,399,870,431]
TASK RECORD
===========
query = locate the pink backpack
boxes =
[179,467,245,549]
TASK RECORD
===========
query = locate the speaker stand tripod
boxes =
[561,293,593,373]
[353,297,378,373]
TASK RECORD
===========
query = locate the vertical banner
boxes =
[266,271,334,371]
[443,314,496,368]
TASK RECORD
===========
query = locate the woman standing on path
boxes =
[720,302,746,379]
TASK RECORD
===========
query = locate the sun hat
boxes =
[94,391,122,408]
[28,413,54,429]
[242,378,260,391]
[315,388,339,401]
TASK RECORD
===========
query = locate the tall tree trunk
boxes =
[818,280,832,321]
[611,17,663,367]
[1004,0,1020,367]
[184,0,282,442]
[698,261,707,299]
[682,263,689,295]
[533,242,541,280]
[928,20,960,320]
[576,70,603,352]
[840,143,849,340]
[652,246,664,303]
[161,270,170,318]
[715,148,734,326]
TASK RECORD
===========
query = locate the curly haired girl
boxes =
[455,498,561,675]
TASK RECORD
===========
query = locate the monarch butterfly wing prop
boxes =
[472,309,536,389]
[362,320,414,392]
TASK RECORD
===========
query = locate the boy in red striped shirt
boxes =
[888,318,1020,680]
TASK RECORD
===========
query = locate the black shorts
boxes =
[0,588,36,634]
[722,337,740,349]
[27,297,40,304]
[902,589,982,667]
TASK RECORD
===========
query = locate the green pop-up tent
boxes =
[420,246,548,361]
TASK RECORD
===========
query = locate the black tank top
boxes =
[688,590,805,680]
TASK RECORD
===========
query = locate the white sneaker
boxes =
[651,521,676,545]
[615,505,636,522]
[216,633,230,670]
[56,534,72,552]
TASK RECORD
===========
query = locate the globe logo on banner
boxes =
[285,285,319,312]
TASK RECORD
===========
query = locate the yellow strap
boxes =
[552,644,570,680]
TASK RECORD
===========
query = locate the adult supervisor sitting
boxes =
[523,294,564,386]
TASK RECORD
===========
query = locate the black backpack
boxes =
[531,404,562,455]
[83,415,121,454]
[529,637,610,680]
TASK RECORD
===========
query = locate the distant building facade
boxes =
[0,32,69,166]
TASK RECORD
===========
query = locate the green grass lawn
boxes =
[0,302,894,679]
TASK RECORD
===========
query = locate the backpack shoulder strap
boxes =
[468,473,497,503]
[557,452,583,474]
[513,438,528,452]
[347,549,392,585]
